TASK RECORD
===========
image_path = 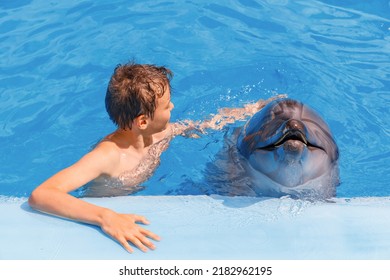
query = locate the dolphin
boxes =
[234,98,339,199]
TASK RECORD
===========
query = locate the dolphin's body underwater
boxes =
[236,98,339,199]
[207,98,340,200]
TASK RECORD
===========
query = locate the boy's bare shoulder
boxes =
[75,140,121,178]
[92,139,122,159]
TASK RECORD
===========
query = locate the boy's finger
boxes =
[141,228,161,241]
[136,234,157,250]
[130,214,150,224]
[118,237,134,254]
[128,236,148,253]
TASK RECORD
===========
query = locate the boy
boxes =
[29,62,282,253]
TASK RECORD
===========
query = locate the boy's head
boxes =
[105,62,173,130]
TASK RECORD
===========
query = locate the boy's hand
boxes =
[100,210,160,253]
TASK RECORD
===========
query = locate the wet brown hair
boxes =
[105,62,173,129]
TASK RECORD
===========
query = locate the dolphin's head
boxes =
[237,98,339,198]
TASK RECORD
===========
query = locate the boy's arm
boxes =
[172,94,286,137]
[28,143,159,253]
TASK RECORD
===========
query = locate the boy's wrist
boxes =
[97,207,116,227]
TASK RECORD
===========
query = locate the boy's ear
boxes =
[134,114,149,130]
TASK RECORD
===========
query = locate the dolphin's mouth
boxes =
[259,130,323,151]
[273,130,307,147]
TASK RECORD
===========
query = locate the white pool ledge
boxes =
[1,195,390,260]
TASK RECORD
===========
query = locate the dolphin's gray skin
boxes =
[235,98,339,199]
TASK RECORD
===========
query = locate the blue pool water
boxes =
[0,0,389,198]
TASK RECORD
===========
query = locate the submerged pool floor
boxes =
[1,195,390,260]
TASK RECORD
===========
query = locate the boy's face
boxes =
[148,85,174,133]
